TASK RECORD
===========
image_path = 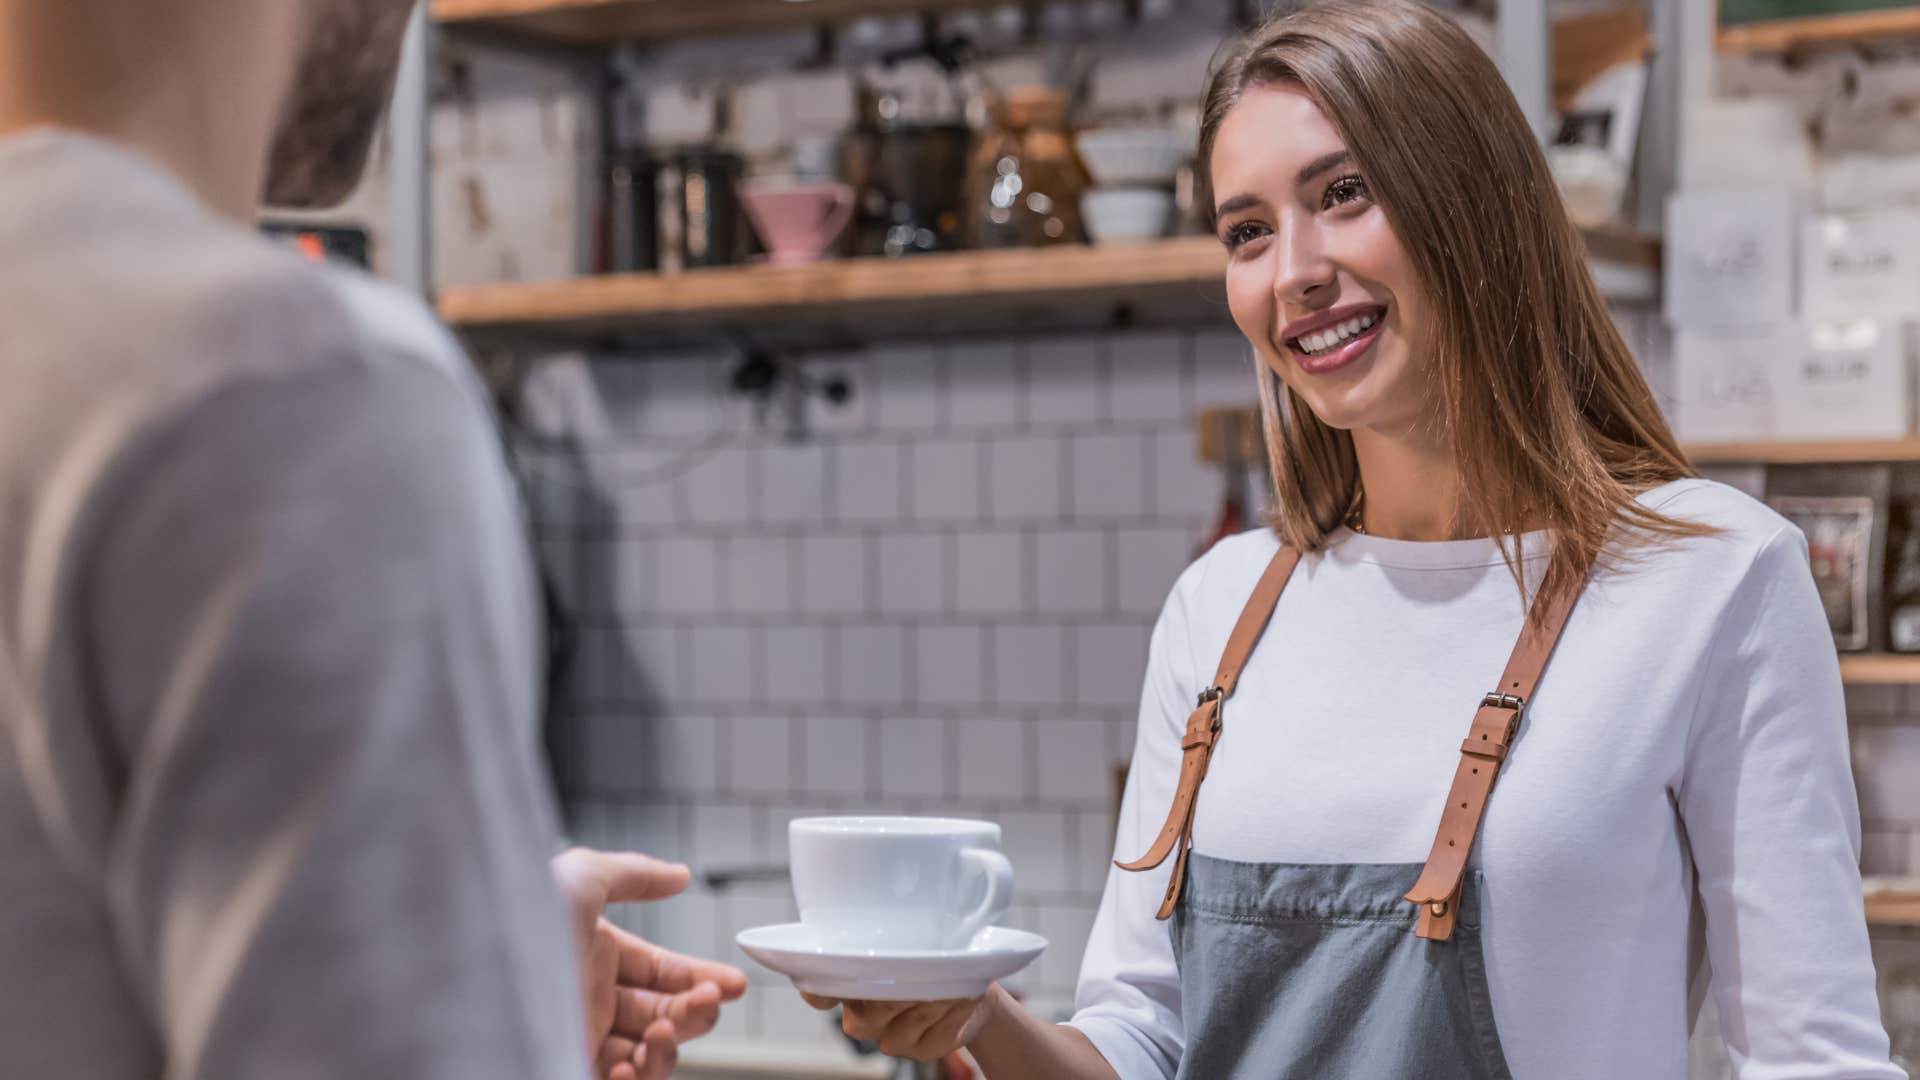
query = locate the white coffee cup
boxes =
[789,816,1014,951]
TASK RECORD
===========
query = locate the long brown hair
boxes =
[1200,0,1707,617]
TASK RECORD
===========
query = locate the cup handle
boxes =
[954,847,1014,943]
[823,187,855,240]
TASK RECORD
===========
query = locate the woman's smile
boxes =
[1281,302,1389,375]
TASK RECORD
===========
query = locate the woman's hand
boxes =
[801,987,998,1062]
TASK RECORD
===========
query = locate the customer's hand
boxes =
[801,988,996,1062]
[552,848,750,1080]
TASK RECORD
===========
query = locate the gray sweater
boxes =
[0,130,588,1079]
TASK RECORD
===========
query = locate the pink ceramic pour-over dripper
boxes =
[738,178,855,267]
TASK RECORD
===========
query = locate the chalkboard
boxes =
[1721,0,1919,24]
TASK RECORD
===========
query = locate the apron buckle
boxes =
[1197,687,1226,736]
[1480,690,1525,713]
[1476,691,1526,749]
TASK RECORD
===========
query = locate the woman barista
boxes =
[801,2,1901,1075]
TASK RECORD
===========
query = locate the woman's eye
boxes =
[1222,222,1271,250]
[1324,174,1370,209]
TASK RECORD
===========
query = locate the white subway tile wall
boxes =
[989,436,1069,521]
[539,332,1216,1019]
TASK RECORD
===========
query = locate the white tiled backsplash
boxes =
[524,328,1242,1040]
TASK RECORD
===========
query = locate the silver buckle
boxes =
[1197,687,1226,735]
[1480,691,1526,749]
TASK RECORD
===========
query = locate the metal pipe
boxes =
[1496,0,1552,144]
[389,2,433,299]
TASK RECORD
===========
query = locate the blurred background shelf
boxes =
[1717,4,1920,54]
[439,237,1231,348]
[1866,889,1920,928]
[439,229,1659,348]
[1198,412,1920,471]
[431,0,1048,46]
[1839,655,1920,684]
[1687,439,1920,465]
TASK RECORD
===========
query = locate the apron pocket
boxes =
[1173,856,1514,1080]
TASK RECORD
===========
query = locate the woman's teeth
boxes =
[1294,310,1381,356]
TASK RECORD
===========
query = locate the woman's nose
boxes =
[1272,225,1335,305]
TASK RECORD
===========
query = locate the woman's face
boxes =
[1211,84,1433,435]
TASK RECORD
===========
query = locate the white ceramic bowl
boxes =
[1076,127,1191,187]
[1082,187,1175,245]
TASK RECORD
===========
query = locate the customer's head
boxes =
[1199,0,1694,591]
[265,0,417,208]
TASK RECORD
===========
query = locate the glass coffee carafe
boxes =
[965,86,1091,249]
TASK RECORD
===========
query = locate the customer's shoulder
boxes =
[165,236,472,398]
[1,133,470,399]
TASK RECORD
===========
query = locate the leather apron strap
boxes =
[1115,544,1301,920]
[1402,575,1582,941]
[1116,536,1587,936]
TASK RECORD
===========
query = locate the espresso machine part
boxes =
[674,148,747,269]
[605,147,660,273]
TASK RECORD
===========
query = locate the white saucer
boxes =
[735,923,1048,1002]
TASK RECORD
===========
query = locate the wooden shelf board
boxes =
[1718,8,1920,53]
[1838,654,1920,684]
[1866,890,1920,928]
[1687,439,1920,466]
[440,238,1233,344]
[433,0,1026,45]
[1200,422,1920,471]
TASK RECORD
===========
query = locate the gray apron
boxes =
[1119,543,1585,1079]
[1171,856,1513,1079]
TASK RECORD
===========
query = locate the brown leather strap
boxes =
[1403,577,1584,940]
[1115,544,1301,920]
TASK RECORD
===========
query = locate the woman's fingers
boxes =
[799,992,841,1011]
[917,998,987,1060]
[840,996,984,1057]
[838,999,917,1040]
[877,999,976,1060]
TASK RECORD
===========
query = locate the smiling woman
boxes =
[1198,0,1709,614]
[788,3,1904,1078]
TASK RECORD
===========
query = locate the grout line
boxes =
[547,500,1242,546]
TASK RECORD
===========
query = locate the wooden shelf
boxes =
[440,237,1233,346]
[1867,888,1920,928]
[1718,7,1920,53]
[1687,439,1920,466]
[1839,655,1920,684]
[432,0,1033,46]
[1197,417,1920,470]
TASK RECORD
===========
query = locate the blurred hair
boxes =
[1199,0,1706,616]
[264,0,415,208]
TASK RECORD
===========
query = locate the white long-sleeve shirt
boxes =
[1070,478,1900,1079]
[0,130,588,1079]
